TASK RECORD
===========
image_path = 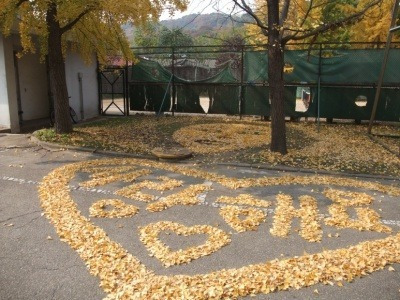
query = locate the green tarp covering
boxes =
[129,50,399,121]
[244,51,320,83]
[130,59,238,113]
[130,59,173,83]
[318,87,400,121]
[242,86,314,117]
[208,86,240,115]
[176,86,204,113]
[320,49,400,85]
[244,49,400,84]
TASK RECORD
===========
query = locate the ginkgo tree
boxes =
[232,0,385,154]
[0,0,187,133]
[350,0,400,43]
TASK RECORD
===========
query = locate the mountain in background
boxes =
[124,13,251,41]
[160,13,251,36]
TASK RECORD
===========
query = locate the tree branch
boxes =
[279,0,291,26]
[299,0,313,28]
[232,0,268,34]
[16,0,30,7]
[279,0,291,40]
[283,0,382,42]
[60,8,92,34]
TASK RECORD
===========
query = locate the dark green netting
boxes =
[146,84,171,112]
[190,66,237,84]
[320,49,400,85]
[130,59,238,113]
[208,86,240,114]
[303,92,318,118]
[376,89,400,121]
[285,51,319,84]
[242,86,316,117]
[130,59,173,83]
[242,86,270,115]
[244,51,319,83]
[284,87,297,115]
[129,85,146,111]
[128,50,399,121]
[244,49,400,85]
[176,85,205,113]
[318,87,400,121]
[130,59,237,84]
[129,84,171,112]
[244,51,268,83]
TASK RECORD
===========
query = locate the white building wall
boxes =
[1,33,99,129]
[17,53,49,121]
[65,52,99,120]
[0,34,20,132]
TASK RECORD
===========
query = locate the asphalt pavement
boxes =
[0,133,399,300]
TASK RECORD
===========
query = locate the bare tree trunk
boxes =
[267,0,287,154]
[47,3,72,133]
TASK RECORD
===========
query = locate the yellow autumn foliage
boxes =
[247,0,309,45]
[350,0,399,43]
[246,0,396,45]
[0,0,187,63]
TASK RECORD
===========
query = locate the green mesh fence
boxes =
[320,49,400,85]
[242,86,270,115]
[129,85,146,111]
[128,48,400,121]
[242,86,315,117]
[317,87,400,121]
[176,85,204,113]
[208,86,240,115]
[243,49,400,84]
[129,84,171,112]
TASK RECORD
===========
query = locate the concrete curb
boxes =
[0,128,11,134]
[216,162,400,181]
[31,132,400,181]
[30,134,155,160]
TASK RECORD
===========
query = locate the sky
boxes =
[160,0,246,20]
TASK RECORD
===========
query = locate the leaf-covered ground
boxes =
[35,115,400,176]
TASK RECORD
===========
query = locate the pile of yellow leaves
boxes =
[139,221,231,267]
[270,194,322,242]
[219,205,266,232]
[173,123,270,153]
[80,166,152,188]
[259,123,400,176]
[38,158,400,300]
[146,185,210,212]
[89,199,138,218]
[324,189,392,233]
[323,189,373,206]
[36,116,399,176]
[116,176,183,202]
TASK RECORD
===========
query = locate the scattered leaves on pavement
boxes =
[38,158,400,299]
[35,116,399,176]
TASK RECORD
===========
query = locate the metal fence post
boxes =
[97,59,103,115]
[239,45,244,119]
[317,44,322,132]
[171,47,176,117]
[368,0,400,134]
[125,61,129,116]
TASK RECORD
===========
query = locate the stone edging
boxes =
[30,134,154,160]
[216,162,400,181]
[31,133,400,181]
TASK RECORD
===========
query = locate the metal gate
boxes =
[99,68,128,116]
